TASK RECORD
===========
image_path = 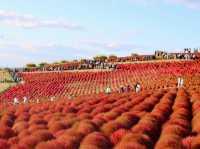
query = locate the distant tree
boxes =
[93,55,108,62]
[26,63,36,68]
[108,55,118,62]
[73,60,78,62]
[53,62,60,65]
[60,60,68,63]
[109,55,117,59]
[38,62,48,68]
[131,53,139,56]
[80,59,87,63]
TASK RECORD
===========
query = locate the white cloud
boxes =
[0,10,83,30]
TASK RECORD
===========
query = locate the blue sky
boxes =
[0,0,200,67]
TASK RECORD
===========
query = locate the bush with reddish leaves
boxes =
[57,129,84,149]
[31,129,54,141]
[18,135,42,149]
[72,120,98,136]
[155,134,183,149]
[101,121,124,136]
[0,126,15,139]
[182,136,193,149]
[12,121,29,134]
[79,132,112,149]
[114,133,152,149]
[35,140,65,149]
[0,139,9,149]
[110,129,130,145]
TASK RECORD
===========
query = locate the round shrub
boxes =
[12,121,29,134]
[79,132,111,149]
[72,120,98,136]
[0,126,15,139]
[57,129,84,149]
[101,121,123,136]
[36,140,65,149]
[155,135,183,149]
[110,129,129,145]
[18,135,41,149]
[32,129,54,141]
[0,139,9,149]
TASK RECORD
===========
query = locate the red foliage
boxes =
[79,132,112,149]
[101,121,124,136]
[114,133,152,149]
[72,120,98,136]
[110,129,129,145]
[35,140,65,149]
[0,139,9,149]
[18,135,41,149]
[31,129,54,141]
[57,129,84,149]
[0,126,15,139]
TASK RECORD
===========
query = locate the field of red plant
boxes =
[0,88,199,149]
[1,60,200,102]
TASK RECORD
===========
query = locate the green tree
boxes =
[26,63,36,68]
[60,60,68,63]
[38,62,48,68]
[93,55,108,62]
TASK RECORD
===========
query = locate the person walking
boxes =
[13,97,19,105]
[23,96,28,104]
[105,86,111,94]
[177,77,184,88]
[135,82,141,93]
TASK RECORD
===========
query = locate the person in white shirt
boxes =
[135,83,141,93]
[105,86,111,94]
[13,97,19,105]
[177,77,181,88]
[50,96,55,102]
[23,96,28,104]
[177,77,184,88]
[180,78,184,87]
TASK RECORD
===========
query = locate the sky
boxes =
[0,0,200,67]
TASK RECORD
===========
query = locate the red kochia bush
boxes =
[12,121,29,134]
[18,130,31,139]
[8,136,19,146]
[0,117,14,127]
[114,133,152,149]
[191,135,200,149]
[15,112,30,122]
[78,113,92,120]
[182,136,193,149]
[29,118,47,126]
[79,132,112,149]
[155,135,183,149]
[101,121,123,136]
[35,140,65,149]
[28,124,47,133]
[110,129,130,145]
[72,120,98,136]
[0,139,9,149]
[31,129,54,141]
[48,121,69,133]
[102,111,120,121]
[0,126,15,139]
[18,135,41,149]
[57,129,84,149]
[115,113,139,128]
[162,125,189,137]
[92,117,106,127]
